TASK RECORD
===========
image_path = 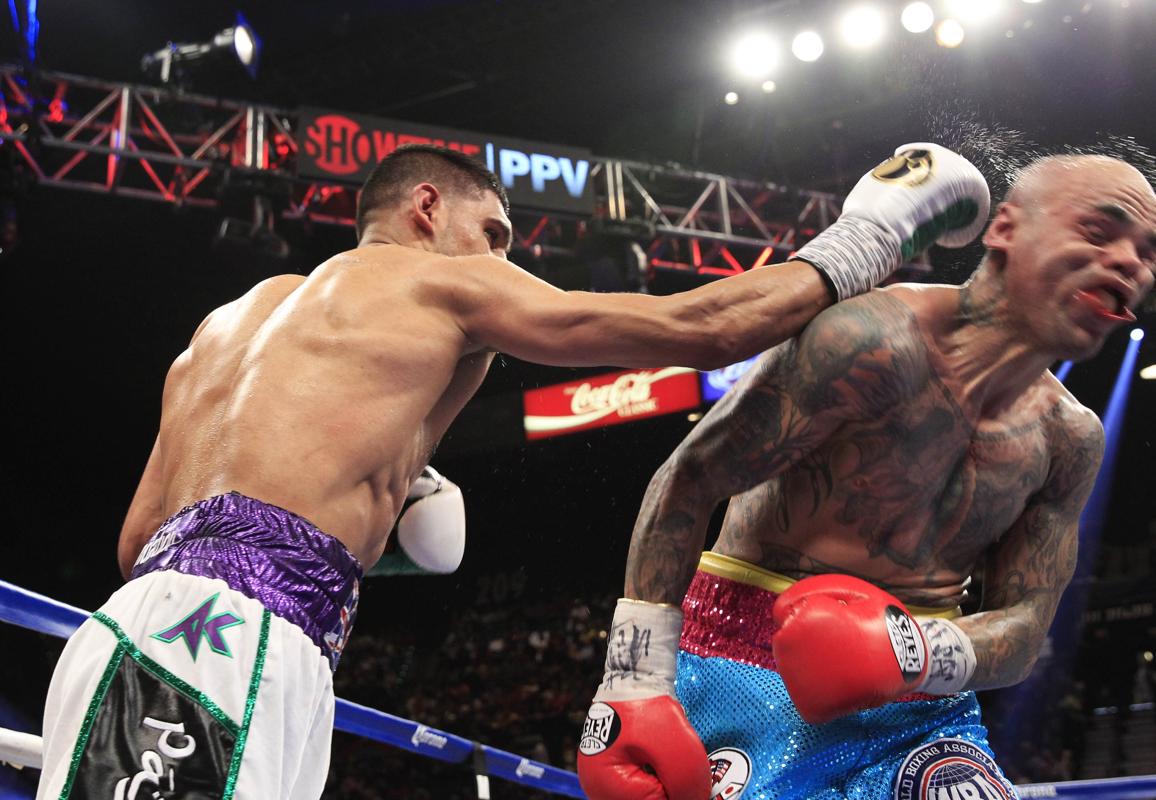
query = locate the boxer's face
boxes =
[435,188,512,260]
[998,161,1155,360]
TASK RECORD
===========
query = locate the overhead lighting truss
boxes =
[0,65,840,279]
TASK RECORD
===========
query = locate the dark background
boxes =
[2,0,1155,788]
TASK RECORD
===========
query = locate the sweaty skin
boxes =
[624,155,1156,692]
[118,183,831,577]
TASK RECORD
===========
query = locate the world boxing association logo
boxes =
[893,738,1012,800]
[872,149,934,187]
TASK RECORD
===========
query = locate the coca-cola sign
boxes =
[523,367,701,440]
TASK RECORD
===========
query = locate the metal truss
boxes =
[0,65,839,279]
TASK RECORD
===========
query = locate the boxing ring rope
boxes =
[2,578,1155,800]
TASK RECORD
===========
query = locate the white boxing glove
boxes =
[367,466,465,577]
[793,142,991,301]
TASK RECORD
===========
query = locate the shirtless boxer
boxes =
[578,154,1155,800]
[37,142,987,799]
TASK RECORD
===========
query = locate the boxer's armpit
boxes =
[960,410,1104,689]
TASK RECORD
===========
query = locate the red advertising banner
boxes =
[523,367,701,441]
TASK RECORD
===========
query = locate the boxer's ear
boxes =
[410,182,441,236]
[982,202,1020,254]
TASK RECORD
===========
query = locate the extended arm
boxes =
[956,407,1105,689]
[451,255,830,370]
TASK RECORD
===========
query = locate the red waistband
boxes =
[678,564,937,703]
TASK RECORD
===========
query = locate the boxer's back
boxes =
[154,245,487,565]
[714,286,1097,608]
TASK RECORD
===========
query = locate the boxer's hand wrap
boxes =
[772,574,977,725]
[577,599,710,800]
[919,617,977,696]
[793,142,991,301]
[367,466,465,577]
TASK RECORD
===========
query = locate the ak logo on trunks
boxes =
[150,593,244,661]
[708,747,751,799]
[884,605,926,682]
[577,702,621,756]
[893,738,1011,800]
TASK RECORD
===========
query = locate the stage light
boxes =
[946,0,1006,24]
[936,19,966,47]
[792,31,824,62]
[1022,0,1044,4]
[1131,328,1146,341]
[1141,364,1156,380]
[724,91,740,105]
[141,13,261,84]
[732,31,780,78]
[901,2,936,33]
[761,80,777,93]
[840,6,886,48]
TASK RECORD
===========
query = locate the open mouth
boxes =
[1074,288,1136,322]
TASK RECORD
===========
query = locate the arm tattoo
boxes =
[624,296,922,603]
[962,408,1104,689]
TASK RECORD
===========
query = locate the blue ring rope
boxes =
[5,578,1156,800]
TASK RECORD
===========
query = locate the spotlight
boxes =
[792,31,825,62]
[141,13,262,84]
[901,2,936,33]
[945,0,1006,24]
[936,19,966,47]
[1022,0,1044,3]
[724,91,740,105]
[761,79,777,93]
[1130,328,1146,342]
[731,31,780,78]
[1140,364,1156,380]
[840,6,886,48]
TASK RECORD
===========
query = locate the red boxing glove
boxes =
[578,696,710,800]
[577,599,711,800]
[772,574,928,725]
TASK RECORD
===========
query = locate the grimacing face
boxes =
[1000,162,1155,360]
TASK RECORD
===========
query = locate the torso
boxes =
[153,245,491,567]
[714,286,1083,608]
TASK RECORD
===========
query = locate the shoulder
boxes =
[785,287,932,408]
[1037,380,1104,499]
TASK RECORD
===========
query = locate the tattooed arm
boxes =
[956,404,1104,689]
[624,294,924,603]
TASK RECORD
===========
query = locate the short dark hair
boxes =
[355,144,510,239]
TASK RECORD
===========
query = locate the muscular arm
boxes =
[955,407,1104,689]
[624,296,920,603]
[448,256,830,370]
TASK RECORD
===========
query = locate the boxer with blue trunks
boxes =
[580,153,1155,800]
[39,140,920,798]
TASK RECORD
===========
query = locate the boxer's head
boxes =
[979,154,1155,359]
[357,144,512,259]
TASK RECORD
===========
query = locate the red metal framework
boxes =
[0,65,840,278]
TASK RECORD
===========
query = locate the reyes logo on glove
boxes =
[871,149,934,187]
[578,702,622,756]
[884,606,926,682]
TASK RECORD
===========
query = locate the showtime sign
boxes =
[523,367,701,441]
[297,107,594,214]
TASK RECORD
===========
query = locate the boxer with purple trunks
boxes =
[579,154,1155,800]
[38,140,936,799]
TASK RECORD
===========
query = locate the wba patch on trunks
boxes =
[893,737,1011,800]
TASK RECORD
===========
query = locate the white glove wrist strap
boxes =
[593,598,683,702]
[791,215,902,301]
[918,618,977,695]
